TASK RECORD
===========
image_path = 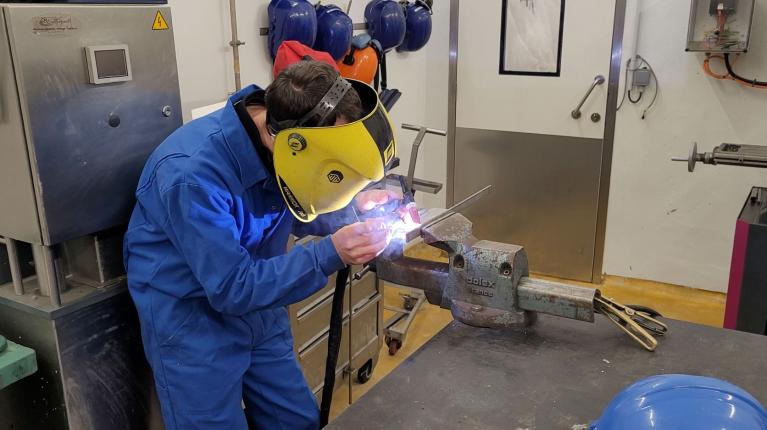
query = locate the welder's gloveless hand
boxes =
[355,189,402,212]
[331,219,391,265]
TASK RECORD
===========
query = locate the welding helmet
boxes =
[269,77,397,222]
[364,0,406,52]
[590,374,767,430]
[338,34,382,85]
[268,0,317,59]
[397,0,432,52]
[315,4,353,61]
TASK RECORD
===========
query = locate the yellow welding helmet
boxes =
[271,77,396,222]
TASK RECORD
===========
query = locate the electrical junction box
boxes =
[633,68,652,87]
[0,335,37,390]
[686,0,755,53]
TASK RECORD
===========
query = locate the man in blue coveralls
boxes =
[124,61,403,429]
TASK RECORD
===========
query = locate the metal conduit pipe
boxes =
[0,236,24,295]
[228,0,245,91]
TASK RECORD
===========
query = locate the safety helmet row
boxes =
[269,0,432,61]
[364,0,432,52]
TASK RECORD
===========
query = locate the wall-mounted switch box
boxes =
[686,0,754,53]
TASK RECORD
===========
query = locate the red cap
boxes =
[272,40,340,79]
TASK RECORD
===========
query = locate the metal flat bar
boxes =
[420,185,492,230]
[517,277,596,322]
[446,0,460,206]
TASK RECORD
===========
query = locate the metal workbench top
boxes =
[328,314,767,429]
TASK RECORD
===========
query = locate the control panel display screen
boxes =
[85,44,132,84]
[94,49,128,79]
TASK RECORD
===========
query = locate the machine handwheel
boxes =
[357,360,373,384]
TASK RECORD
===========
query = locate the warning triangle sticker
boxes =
[152,10,169,31]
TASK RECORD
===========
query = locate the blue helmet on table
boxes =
[397,0,433,52]
[591,374,767,430]
[315,4,353,61]
[364,0,406,52]
[268,0,317,59]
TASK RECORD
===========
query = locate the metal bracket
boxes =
[260,22,367,36]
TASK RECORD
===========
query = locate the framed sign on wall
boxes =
[500,0,566,76]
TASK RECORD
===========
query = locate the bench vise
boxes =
[375,211,668,351]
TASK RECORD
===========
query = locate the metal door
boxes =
[448,0,624,281]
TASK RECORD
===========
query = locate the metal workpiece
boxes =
[517,277,596,323]
[375,256,448,306]
[673,142,767,172]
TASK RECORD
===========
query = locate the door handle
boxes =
[571,74,605,119]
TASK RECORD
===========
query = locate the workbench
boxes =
[328,314,767,429]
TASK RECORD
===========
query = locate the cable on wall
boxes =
[702,54,767,89]
[617,54,659,120]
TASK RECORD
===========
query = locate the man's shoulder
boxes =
[138,115,235,195]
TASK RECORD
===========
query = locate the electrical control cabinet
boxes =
[686,0,755,53]
[0,4,182,246]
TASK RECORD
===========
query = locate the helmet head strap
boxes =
[267,76,353,134]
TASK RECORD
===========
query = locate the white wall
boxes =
[603,0,767,292]
[167,0,450,209]
[166,0,767,294]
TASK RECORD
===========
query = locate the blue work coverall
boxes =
[124,85,348,429]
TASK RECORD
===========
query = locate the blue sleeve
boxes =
[160,182,346,316]
[292,204,357,238]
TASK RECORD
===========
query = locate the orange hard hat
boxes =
[337,45,380,85]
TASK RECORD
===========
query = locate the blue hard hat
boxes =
[591,374,767,430]
[364,0,406,52]
[397,0,432,52]
[268,0,317,59]
[315,4,353,61]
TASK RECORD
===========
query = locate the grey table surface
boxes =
[327,314,767,429]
